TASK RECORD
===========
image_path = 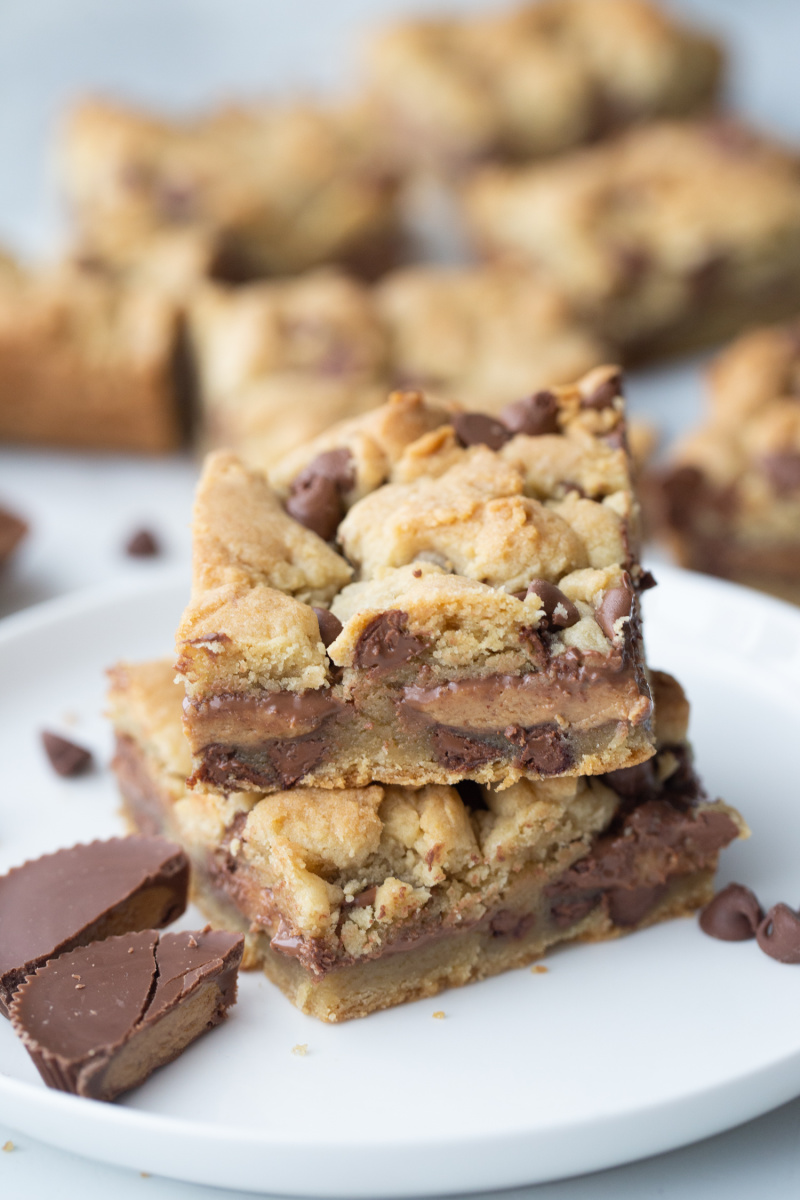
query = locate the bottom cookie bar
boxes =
[109,661,744,1022]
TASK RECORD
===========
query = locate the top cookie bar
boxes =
[363,0,722,167]
[59,98,403,281]
[176,371,654,793]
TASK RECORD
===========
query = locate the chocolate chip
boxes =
[266,739,326,789]
[489,911,536,939]
[637,570,657,592]
[312,607,343,649]
[452,412,511,451]
[762,452,800,496]
[699,883,763,942]
[351,886,377,909]
[294,449,355,493]
[527,580,580,632]
[286,449,355,541]
[125,529,160,558]
[430,728,498,772]
[607,882,668,927]
[595,575,635,641]
[548,894,599,929]
[500,392,560,437]
[286,475,342,541]
[756,903,800,963]
[353,610,426,673]
[41,732,93,778]
[505,723,573,774]
[581,373,622,410]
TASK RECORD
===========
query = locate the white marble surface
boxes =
[1,0,799,1195]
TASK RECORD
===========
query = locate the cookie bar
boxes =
[376,264,610,413]
[10,928,242,1101]
[110,658,743,1022]
[463,120,800,359]
[189,269,388,468]
[650,321,800,603]
[60,98,402,282]
[176,375,654,793]
[363,0,722,168]
[0,252,186,452]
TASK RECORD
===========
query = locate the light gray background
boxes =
[1,0,799,1195]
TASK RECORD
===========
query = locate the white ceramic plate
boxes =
[1,566,800,1197]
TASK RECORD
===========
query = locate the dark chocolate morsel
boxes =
[607,882,668,927]
[42,732,93,778]
[699,883,763,942]
[527,579,580,631]
[637,570,657,592]
[353,610,426,673]
[286,474,343,542]
[430,727,498,772]
[505,723,572,775]
[500,391,560,437]
[452,412,511,451]
[756,903,800,963]
[581,373,622,410]
[762,452,800,496]
[125,529,160,558]
[312,607,343,649]
[294,448,355,493]
[595,575,635,641]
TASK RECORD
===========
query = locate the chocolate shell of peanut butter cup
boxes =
[9,928,243,1101]
[0,836,189,1016]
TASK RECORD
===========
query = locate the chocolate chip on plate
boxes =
[125,529,161,558]
[756,903,800,963]
[41,732,93,778]
[699,883,763,941]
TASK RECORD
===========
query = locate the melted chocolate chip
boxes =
[351,886,378,909]
[548,894,599,929]
[595,575,635,641]
[312,607,343,649]
[489,911,536,939]
[286,449,355,541]
[286,475,342,542]
[505,723,573,775]
[527,580,580,631]
[452,412,511,451]
[430,728,498,772]
[264,739,326,789]
[607,882,668,927]
[581,373,622,410]
[41,732,93,778]
[500,391,560,437]
[756,903,800,963]
[353,610,426,673]
[699,883,763,942]
[762,452,800,496]
[125,529,160,558]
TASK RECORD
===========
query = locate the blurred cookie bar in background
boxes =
[649,321,800,604]
[363,0,723,169]
[463,120,800,361]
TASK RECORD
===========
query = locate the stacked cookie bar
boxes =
[649,321,800,603]
[111,372,744,1019]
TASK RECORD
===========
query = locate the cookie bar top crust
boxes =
[463,120,800,356]
[59,98,402,281]
[650,321,800,599]
[177,373,654,792]
[363,0,722,166]
[110,661,744,1021]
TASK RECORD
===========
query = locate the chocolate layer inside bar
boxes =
[185,619,652,791]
